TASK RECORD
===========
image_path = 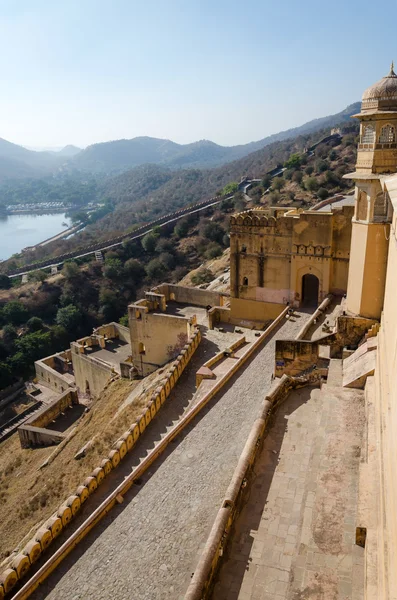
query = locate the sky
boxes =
[0,0,396,149]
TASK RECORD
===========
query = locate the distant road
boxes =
[6,196,230,279]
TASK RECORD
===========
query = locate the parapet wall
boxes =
[155,283,225,308]
[185,372,322,600]
[35,349,73,394]
[71,348,115,399]
[1,330,202,596]
[18,389,78,449]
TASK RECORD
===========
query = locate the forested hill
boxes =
[69,102,360,174]
[0,102,359,183]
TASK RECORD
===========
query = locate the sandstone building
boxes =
[229,205,353,321]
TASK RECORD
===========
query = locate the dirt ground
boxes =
[0,364,171,562]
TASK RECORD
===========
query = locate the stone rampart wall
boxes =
[0,330,201,595]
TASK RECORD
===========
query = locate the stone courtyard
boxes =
[212,360,365,600]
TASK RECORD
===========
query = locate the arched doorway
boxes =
[302,274,319,306]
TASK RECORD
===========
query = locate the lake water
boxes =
[0,213,71,261]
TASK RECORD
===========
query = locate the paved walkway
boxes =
[212,360,365,600]
[30,312,310,600]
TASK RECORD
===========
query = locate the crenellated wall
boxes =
[229,206,353,322]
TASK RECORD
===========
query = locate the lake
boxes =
[0,213,71,261]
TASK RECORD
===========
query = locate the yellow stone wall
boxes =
[346,222,390,319]
[128,302,194,376]
[229,206,353,321]
[373,200,397,598]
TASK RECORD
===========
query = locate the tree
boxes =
[0,274,10,289]
[174,220,189,238]
[2,324,17,348]
[0,362,13,387]
[317,188,329,200]
[191,268,214,285]
[99,288,124,322]
[305,177,319,192]
[63,262,81,282]
[124,259,145,283]
[202,222,225,244]
[119,314,129,327]
[141,232,159,253]
[284,153,301,169]
[56,304,83,332]
[71,211,89,225]
[2,301,28,325]
[272,177,284,192]
[27,317,44,332]
[305,165,314,176]
[15,331,52,364]
[155,238,174,254]
[205,243,223,260]
[31,270,47,283]
[146,258,164,280]
[262,175,272,189]
[292,171,303,185]
[159,252,175,270]
[103,258,124,281]
[315,160,328,173]
[222,182,238,195]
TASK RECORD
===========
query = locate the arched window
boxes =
[241,245,247,253]
[243,277,248,286]
[361,124,375,143]
[138,342,146,355]
[379,124,396,143]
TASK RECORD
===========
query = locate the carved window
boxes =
[361,124,375,143]
[379,124,395,143]
[243,277,248,286]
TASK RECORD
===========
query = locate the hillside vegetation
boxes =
[0,127,360,391]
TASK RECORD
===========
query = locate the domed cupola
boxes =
[361,63,397,113]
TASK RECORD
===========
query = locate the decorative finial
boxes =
[389,60,396,76]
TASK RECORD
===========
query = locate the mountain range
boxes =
[0,102,360,183]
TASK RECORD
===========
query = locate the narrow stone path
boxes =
[212,360,365,600]
[30,312,310,600]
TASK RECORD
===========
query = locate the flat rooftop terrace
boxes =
[84,339,131,374]
[163,301,209,326]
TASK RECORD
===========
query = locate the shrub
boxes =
[222,182,238,195]
[305,177,319,192]
[191,268,214,285]
[205,243,223,260]
[27,317,44,332]
[0,274,11,290]
[284,153,301,169]
[2,301,28,325]
[141,232,159,253]
[56,304,83,332]
[174,219,189,238]
[317,188,329,200]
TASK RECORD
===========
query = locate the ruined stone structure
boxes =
[229,205,353,322]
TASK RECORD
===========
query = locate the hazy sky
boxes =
[0,0,395,149]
